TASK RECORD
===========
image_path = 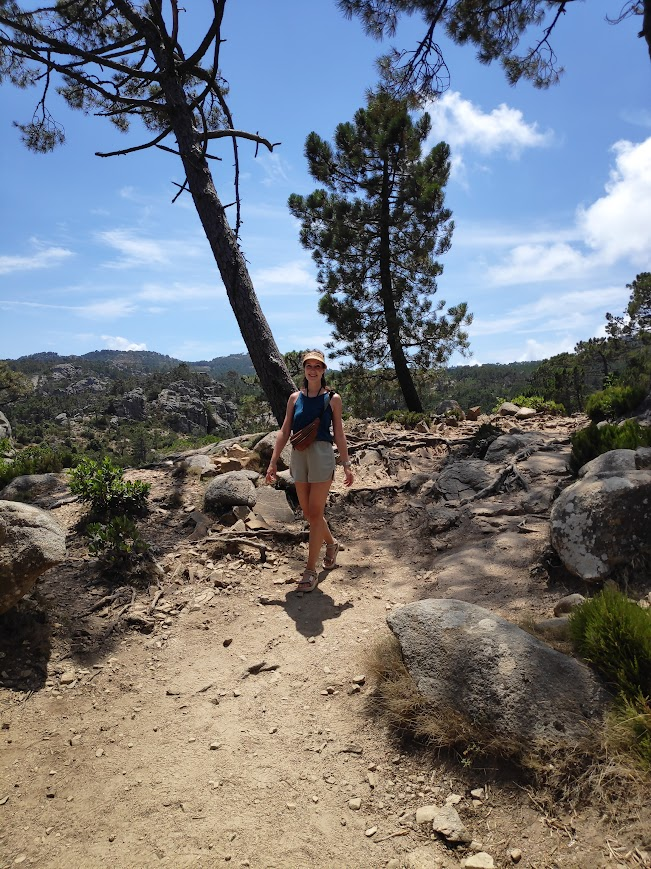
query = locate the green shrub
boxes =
[509,394,566,415]
[569,587,651,768]
[0,444,77,488]
[68,456,150,518]
[384,410,431,427]
[585,384,647,422]
[569,587,651,701]
[569,419,651,474]
[86,516,150,563]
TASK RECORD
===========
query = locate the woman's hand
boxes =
[265,461,277,484]
[343,466,354,488]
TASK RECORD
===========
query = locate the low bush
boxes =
[86,516,150,563]
[68,456,150,518]
[509,394,566,415]
[569,587,651,769]
[585,384,647,422]
[384,410,431,427]
[0,444,77,488]
[569,419,651,474]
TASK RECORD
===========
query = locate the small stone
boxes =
[445,792,462,805]
[286,802,296,810]
[509,848,522,863]
[352,675,366,685]
[470,788,484,800]
[95,748,104,757]
[415,805,437,825]
[209,742,221,750]
[108,835,116,843]
[60,672,76,685]
[348,798,362,810]
[365,826,377,837]
[223,638,233,647]
[463,854,494,869]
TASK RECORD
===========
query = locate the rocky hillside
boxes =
[1,406,650,868]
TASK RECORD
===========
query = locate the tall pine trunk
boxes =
[156,73,295,424]
[379,159,423,412]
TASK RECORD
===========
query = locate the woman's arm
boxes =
[330,393,354,488]
[265,391,299,483]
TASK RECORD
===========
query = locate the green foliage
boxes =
[569,587,651,700]
[569,587,651,768]
[508,394,566,415]
[0,360,32,403]
[68,456,150,518]
[0,444,76,488]
[384,410,431,427]
[289,89,471,411]
[584,384,648,422]
[569,420,651,475]
[86,516,150,563]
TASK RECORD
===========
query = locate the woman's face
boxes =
[304,362,325,385]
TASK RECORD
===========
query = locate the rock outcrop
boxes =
[550,448,651,581]
[0,500,67,613]
[387,598,609,746]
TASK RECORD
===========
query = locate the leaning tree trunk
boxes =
[378,160,423,412]
[158,77,295,424]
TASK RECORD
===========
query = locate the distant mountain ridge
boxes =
[7,350,256,378]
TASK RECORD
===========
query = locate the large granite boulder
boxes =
[434,459,493,502]
[550,455,651,581]
[0,500,67,613]
[0,473,69,505]
[484,432,544,463]
[387,599,609,746]
[253,432,292,471]
[203,471,257,513]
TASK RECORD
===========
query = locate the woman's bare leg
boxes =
[295,480,334,571]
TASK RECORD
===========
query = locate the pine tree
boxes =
[0,1,295,423]
[289,91,471,412]
[339,0,650,99]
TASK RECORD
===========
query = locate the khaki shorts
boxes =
[290,440,336,483]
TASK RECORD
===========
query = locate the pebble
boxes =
[348,798,362,810]
[462,853,494,869]
[365,827,377,837]
[509,848,522,863]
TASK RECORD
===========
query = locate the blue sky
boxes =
[1,1,649,366]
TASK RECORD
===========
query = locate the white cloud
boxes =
[101,335,147,351]
[97,229,170,268]
[137,282,225,303]
[252,260,317,294]
[425,91,553,158]
[488,242,587,285]
[578,138,651,267]
[97,229,206,269]
[486,137,651,285]
[257,152,291,187]
[77,298,137,319]
[0,244,73,275]
[470,286,628,337]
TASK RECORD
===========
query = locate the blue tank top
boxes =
[292,391,334,443]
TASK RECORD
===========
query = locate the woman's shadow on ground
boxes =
[261,575,353,639]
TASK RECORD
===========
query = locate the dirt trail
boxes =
[1,418,649,869]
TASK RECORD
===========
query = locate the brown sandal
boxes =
[323,540,339,570]
[297,569,319,593]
